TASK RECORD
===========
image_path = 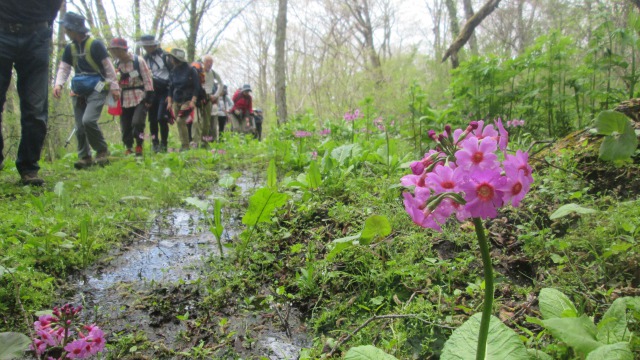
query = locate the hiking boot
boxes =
[135,145,143,157]
[20,172,44,186]
[95,151,110,166]
[152,142,160,153]
[160,143,168,153]
[74,156,94,169]
[124,148,133,155]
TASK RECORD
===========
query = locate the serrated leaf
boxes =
[360,215,391,245]
[441,313,529,360]
[242,188,288,226]
[549,204,597,220]
[597,298,631,344]
[540,315,602,354]
[184,197,209,212]
[594,110,631,135]
[539,288,578,319]
[585,342,633,360]
[344,345,399,360]
[0,332,31,360]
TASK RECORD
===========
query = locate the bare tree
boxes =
[275,0,288,125]
[444,0,460,67]
[462,0,478,56]
[442,0,502,68]
[346,0,382,70]
[94,0,114,41]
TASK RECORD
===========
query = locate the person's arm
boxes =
[189,67,199,108]
[211,70,223,99]
[53,47,72,98]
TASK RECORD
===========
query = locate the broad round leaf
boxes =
[360,215,391,245]
[441,313,529,360]
[344,345,399,360]
[539,288,578,319]
[594,110,630,136]
[0,332,30,360]
[585,342,633,360]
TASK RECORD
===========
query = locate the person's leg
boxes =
[229,112,241,133]
[193,105,207,147]
[120,107,134,151]
[218,115,227,134]
[132,102,147,154]
[255,120,263,141]
[148,94,160,151]
[10,26,51,178]
[211,112,219,142]
[82,91,109,163]
[72,96,91,160]
[174,103,190,150]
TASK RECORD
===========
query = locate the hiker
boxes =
[139,34,171,153]
[190,60,209,148]
[253,108,264,141]
[216,85,233,135]
[166,48,200,151]
[202,55,223,143]
[108,38,154,157]
[0,0,63,185]
[229,84,255,135]
[54,12,119,169]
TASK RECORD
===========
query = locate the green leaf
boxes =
[540,315,602,354]
[527,349,554,360]
[594,110,631,135]
[54,181,64,197]
[267,159,277,189]
[599,125,638,162]
[331,144,355,165]
[549,204,597,220]
[242,188,288,226]
[326,234,361,261]
[218,173,237,188]
[0,332,31,360]
[597,298,631,344]
[213,198,224,239]
[184,197,209,212]
[585,342,633,360]
[120,195,151,201]
[539,288,578,319]
[306,161,322,189]
[441,313,530,360]
[360,215,391,245]
[344,345,399,360]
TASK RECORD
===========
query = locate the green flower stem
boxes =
[472,217,493,360]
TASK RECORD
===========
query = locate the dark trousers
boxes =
[0,24,51,175]
[255,120,263,141]
[148,90,169,145]
[120,102,147,148]
[218,115,227,134]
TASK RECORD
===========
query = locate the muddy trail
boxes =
[48,172,309,360]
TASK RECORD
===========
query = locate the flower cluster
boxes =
[373,117,395,132]
[31,304,106,359]
[343,109,363,122]
[294,130,313,138]
[319,128,331,136]
[401,120,533,231]
[506,119,525,127]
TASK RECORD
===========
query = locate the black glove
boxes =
[144,91,155,105]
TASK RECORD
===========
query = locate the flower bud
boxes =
[469,121,478,130]
[444,124,452,135]
[410,161,425,175]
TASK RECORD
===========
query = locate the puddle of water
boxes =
[259,334,307,360]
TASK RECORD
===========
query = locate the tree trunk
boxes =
[347,0,382,70]
[442,0,502,68]
[444,0,460,68]
[78,0,97,33]
[134,0,141,42]
[152,0,170,39]
[275,0,288,125]
[94,0,114,41]
[462,0,478,56]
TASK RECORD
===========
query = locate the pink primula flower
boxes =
[472,120,498,139]
[459,169,506,219]
[426,165,460,194]
[64,339,89,359]
[498,169,530,207]
[495,118,509,152]
[503,150,533,184]
[402,187,446,231]
[455,137,499,171]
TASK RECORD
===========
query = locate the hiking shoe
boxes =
[135,145,143,157]
[124,148,133,155]
[74,156,94,169]
[20,172,44,186]
[95,151,110,166]
[152,143,160,153]
[160,143,168,153]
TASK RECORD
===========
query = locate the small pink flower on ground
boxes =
[455,137,499,171]
[320,128,331,136]
[30,339,47,356]
[86,327,106,355]
[311,151,318,160]
[218,149,226,155]
[64,339,88,359]
[459,169,506,219]
[37,329,57,346]
[294,130,312,138]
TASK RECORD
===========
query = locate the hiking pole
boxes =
[64,127,76,148]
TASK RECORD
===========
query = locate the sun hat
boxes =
[241,84,252,92]
[168,48,188,63]
[137,34,160,46]
[58,12,90,34]
[108,38,128,50]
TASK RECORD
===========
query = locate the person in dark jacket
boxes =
[166,48,199,151]
[0,0,63,185]
[253,108,264,141]
[139,34,171,153]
